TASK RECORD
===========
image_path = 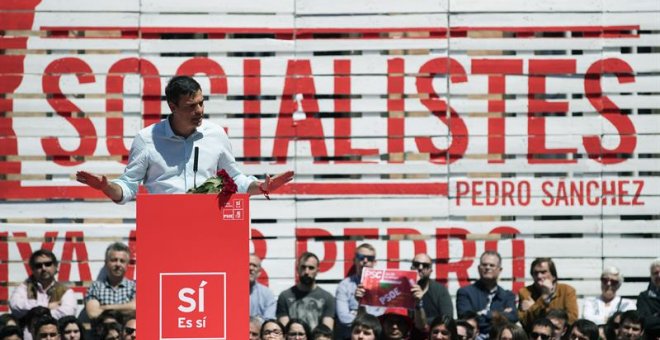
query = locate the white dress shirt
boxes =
[112,118,256,204]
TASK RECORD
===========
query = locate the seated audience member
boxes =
[311,324,333,340]
[57,316,84,340]
[1,313,19,328]
[85,243,136,320]
[276,252,335,330]
[100,323,122,340]
[0,325,23,340]
[23,306,51,340]
[519,258,578,329]
[261,319,285,340]
[529,318,555,340]
[250,316,263,340]
[568,320,598,340]
[457,320,476,340]
[459,311,479,340]
[428,315,457,340]
[284,319,311,340]
[250,254,276,320]
[547,309,569,340]
[9,250,76,320]
[32,316,59,340]
[122,313,135,340]
[336,243,384,339]
[379,308,415,340]
[457,251,518,339]
[410,253,454,324]
[637,259,660,338]
[582,267,635,326]
[496,324,528,340]
[351,314,382,340]
[604,312,623,340]
[93,311,123,339]
[616,311,643,340]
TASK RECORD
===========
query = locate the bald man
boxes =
[410,253,453,326]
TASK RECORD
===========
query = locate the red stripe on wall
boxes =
[0,182,449,199]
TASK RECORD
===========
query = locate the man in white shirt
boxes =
[77,76,293,202]
[9,249,76,320]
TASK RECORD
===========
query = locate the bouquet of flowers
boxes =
[187,169,238,208]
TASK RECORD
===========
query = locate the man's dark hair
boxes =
[0,325,23,339]
[571,319,599,340]
[351,314,382,339]
[311,323,333,339]
[100,322,123,339]
[547,309,569,323]
[430,315,458,340]
[165,76,201,105]
[605,311,622,340]
[33,315,58,337]
[459,310,479,322]
[29,249,58,269]
[58,315,85,340]
[531,318,556,332]
[457,320,475,339]
[0,313,19,327]
[530,258,558,281]
[298,252,320,267]
[619,310,643,329]
[285,318,311,338]
[25,306,51,330]
[95,309,124,328]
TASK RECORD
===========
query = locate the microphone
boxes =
[193,146,199,189]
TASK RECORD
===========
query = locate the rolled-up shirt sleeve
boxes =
[218,133,256,193]
[112,135,149,204]
[51,288,76,319]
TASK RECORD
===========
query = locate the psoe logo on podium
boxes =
[160,272,226,339]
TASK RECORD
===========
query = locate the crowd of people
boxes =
[249,245,660,340]
[0,243,136,340]
[0,243,658,340]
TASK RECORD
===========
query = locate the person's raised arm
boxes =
[248,171,294,197]
[76,171,123,202]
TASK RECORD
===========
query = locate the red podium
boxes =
[137,194,249,339]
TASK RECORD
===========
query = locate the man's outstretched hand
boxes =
[76,171,123,202]
[263,170,295,193]
[76,171,108,190]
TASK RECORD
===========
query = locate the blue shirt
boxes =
[250,282,276,320]
[335,275,386,338]
[112,118,256,204]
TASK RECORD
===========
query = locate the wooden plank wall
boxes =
[1,0,659,315]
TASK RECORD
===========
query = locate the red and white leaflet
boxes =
[360,267,418,309]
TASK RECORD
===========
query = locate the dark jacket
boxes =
[456,280,518,336]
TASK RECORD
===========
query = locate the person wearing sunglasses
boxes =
[336,243,384,339]
[410,253,454,328]
[122,314,135,340]
[9,249,76,321]
[582,267,635,326]
[456,251,518,339]
[528,318,555,340]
